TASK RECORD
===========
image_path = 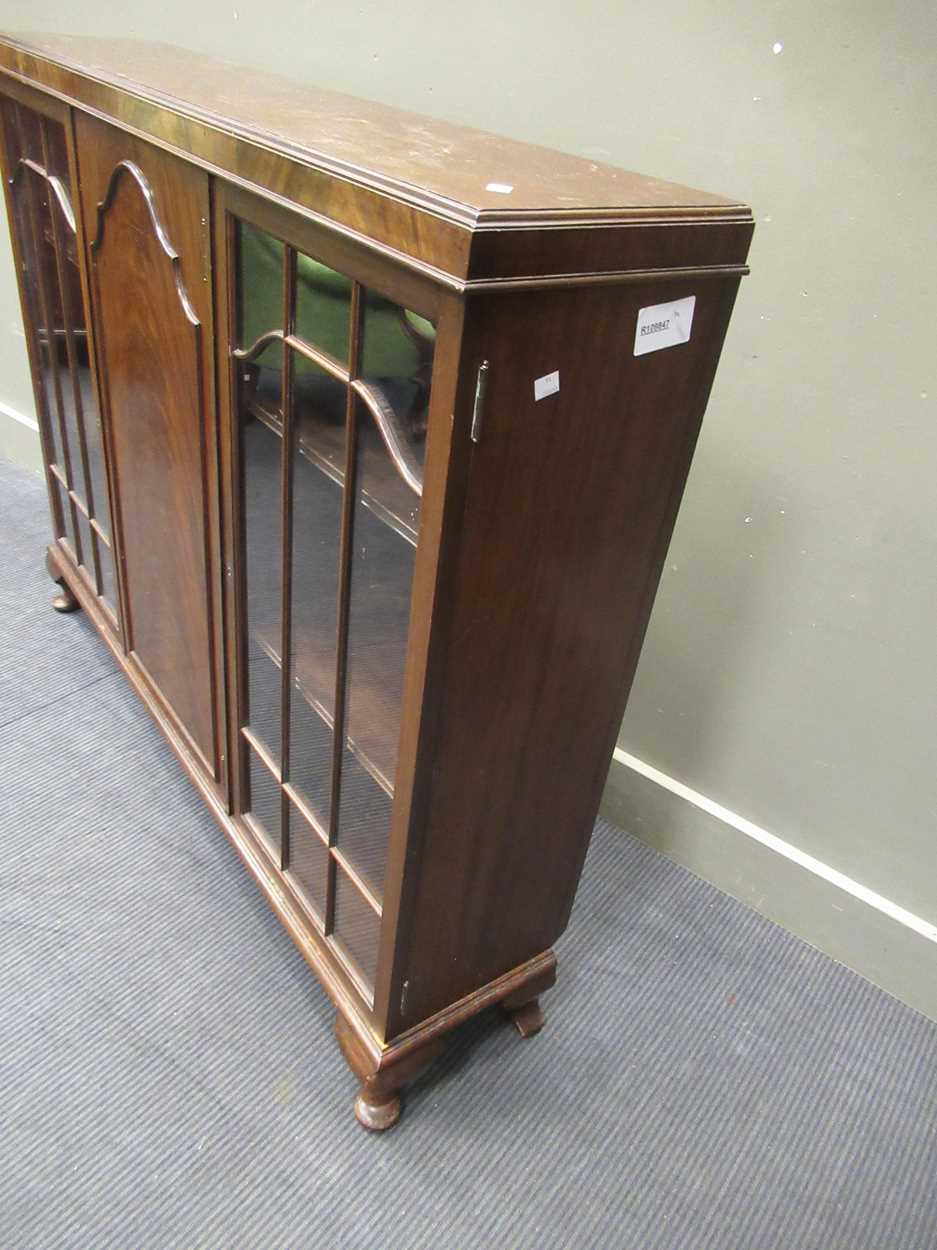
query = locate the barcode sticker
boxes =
[634,295,696,356]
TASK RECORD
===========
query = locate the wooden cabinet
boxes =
[0,33,753,1130]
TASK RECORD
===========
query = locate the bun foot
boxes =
[502,995,546,1038]
[354,1088,401,1133]
[52,585,81,613]
[335,1010,444,1134]
[46,550,80,613]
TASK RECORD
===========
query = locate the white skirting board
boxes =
[602,747,937,1023]
[0,399,42,473]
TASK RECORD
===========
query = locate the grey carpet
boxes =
[1,453,936,1250]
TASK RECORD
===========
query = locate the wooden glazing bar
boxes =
[277,244,296,871]
[89,516,111,549]
[328,284,362,843]
[324,851,337,942]
[234,328,350,386]
[227,211,250,818]
[283,781,329,846]
[69,488,90,520]
[324,280,363,934]
[241,724,280,782]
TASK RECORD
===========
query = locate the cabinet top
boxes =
[0,32,754,286]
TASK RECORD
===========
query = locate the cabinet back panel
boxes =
[76,114,219,776]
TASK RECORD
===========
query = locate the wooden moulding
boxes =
[44,541,558,1131]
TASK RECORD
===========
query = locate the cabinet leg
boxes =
[46,549,80,613]
[501,994,546,1038]
[354,1073,404,1133]
[335,1012,444,1133]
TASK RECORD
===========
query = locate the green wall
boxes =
[1,1,934,1013]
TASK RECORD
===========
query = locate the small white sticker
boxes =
[534,370,560,401]
[634,295,696,356]
[485,181,514,194]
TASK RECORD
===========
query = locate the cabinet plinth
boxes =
[0,32,752,1129]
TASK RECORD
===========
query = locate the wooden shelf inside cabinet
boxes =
[0,31,753,1134]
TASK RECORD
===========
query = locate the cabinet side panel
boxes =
[76,113,221,778]
[396,276,741,1030]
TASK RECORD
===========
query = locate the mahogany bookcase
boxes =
[0,33,752,1130]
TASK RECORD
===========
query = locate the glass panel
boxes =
[333,870,380,991]
[10,165,64,469]
[242,388,283,761]
[30,175,74,482]
[0,98,23,166]
[294,250,352,365]
[43,115,69,182]
[54,222,90,514]
[53,478,76,557]
[289,686,335,836]
[98,539,117,617]
[16,101,42,162]
[359,291,435,515]
[335,753,392,901]
[341,435,417,787]
[237,219,283,375]
[51,184,113,541]
[247,749,283,859]
[286,799,328,923]
[81,356,111,538]
[288,353,345,827]
[75,506,94,575]
[0,105,65,472]
[335,382,426,898]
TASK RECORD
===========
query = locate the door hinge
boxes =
[470,360,490,444]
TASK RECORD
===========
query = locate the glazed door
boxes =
[76,114,224,785]
[221,192,437,1001]
[0,90,119,624]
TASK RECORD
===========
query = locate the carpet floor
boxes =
[2,455,936,1250]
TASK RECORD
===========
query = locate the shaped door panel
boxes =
[77,114,223,781]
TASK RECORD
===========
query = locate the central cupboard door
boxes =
[76,114,224,783]
[224,196,437,1001]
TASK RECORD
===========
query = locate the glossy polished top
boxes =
[0,32,747,226]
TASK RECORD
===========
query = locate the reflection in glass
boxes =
[295,251,352,365]
[44,115,69,181]
[333,294,435,899]
[98,541,117,617]
[53,477,76,554]
[288,354,344,829]
[247,750,282,859]
[361,291,435,477]
[17,102,42,162]
[333,869,380,989]
[237,219,282,368]
[242,406,283,762]
[287,799,329,924]
[75,508,94,574]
